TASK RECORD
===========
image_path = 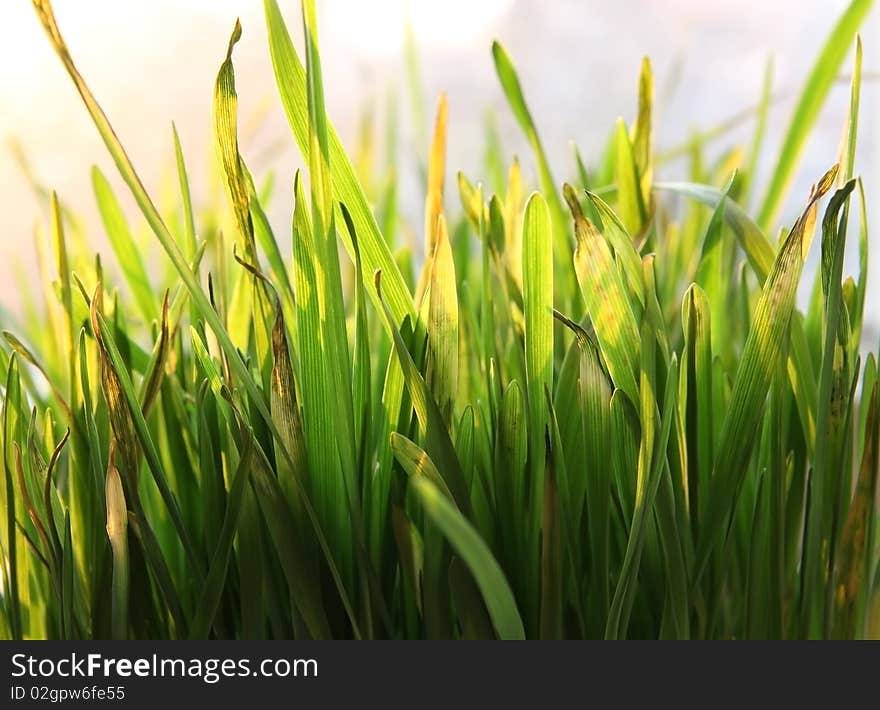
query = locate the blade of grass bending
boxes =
[582,190,645,307]
[655,182,774,279]
[214,20,259,262]
[391,433,455,504]
[375,271,471,516]
[214,23,275,360]
[449,557,495,639]
[410,476,525,639]
[564,184,640,406]
[757,0,871,229]
[696,168,838,580]
[491,41,575,300]
[263,0,414,328]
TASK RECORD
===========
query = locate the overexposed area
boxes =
[2,0,878,332]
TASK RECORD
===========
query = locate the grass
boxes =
[1,0,878,639]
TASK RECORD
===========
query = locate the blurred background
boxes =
[2,0,878,332]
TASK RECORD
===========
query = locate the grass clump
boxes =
[1,0,878,639]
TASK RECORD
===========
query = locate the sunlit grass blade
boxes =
[522,192,553,513]
[374,271,471,515]
[263,0,415,328]
[491,40,575,300]
[426,215,459,423]
[92,166,159,324]
[564,184,640,406]
[171,122,197,261]
[615,118,647,236]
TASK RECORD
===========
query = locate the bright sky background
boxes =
[2,0,878,333]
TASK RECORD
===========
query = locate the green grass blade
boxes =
[391,433,455,504]
[30,0,279,461]
[263,0,414,328]
[522,192,553,510]
[91,166,158,324]
[410,476,525,639]
[615,118,647,235]
[92,301,201,575]
[697,168,837,577]
[491,40,575,300]
[564,184,640,406]
[171,122,197,261]
[291,174,353,584]
[757,0,871,229]
[803,179,857,636]
[583,190,645,307]
[213,21,258,262]
[426,215,459,423]
[374,271,471,516]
